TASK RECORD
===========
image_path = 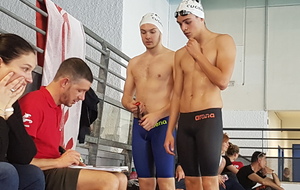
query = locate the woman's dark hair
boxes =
[226,142,239,156]
[0,33,35,64]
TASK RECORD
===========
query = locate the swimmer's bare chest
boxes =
[179,51,222,111]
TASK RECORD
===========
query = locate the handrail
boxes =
[20,0,48,17]
[0,6,46,35]
[83,26,131,62]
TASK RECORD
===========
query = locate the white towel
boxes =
[42,0,86,150]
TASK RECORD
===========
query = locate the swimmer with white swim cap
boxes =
[138,13,165,49]
[122,12,176,190]
[175,0,205,18]
[164,0,237,190]
[140,13,163,34]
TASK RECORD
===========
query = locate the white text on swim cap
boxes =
[187,4,203,12]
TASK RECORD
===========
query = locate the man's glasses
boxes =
[257,152,266,159]
[175,10,192,18]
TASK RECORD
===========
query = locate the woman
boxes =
[226,143,244,170]
[222,142,242,180]
[218,133,244,190]
[0,33,45,189]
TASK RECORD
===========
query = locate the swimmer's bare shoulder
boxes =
[127,52,147,69]
[174,46,188,64]
[215,33,235,50]
[162,49,175,65]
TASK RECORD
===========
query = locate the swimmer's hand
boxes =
[175,165,185,181]
[164,132,175,155]
[125,100,139,116]
[185,38,202,60]
[139,112,159,131]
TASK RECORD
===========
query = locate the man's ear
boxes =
[258,158,262,164]
[60,77,70,88]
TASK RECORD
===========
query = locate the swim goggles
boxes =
[174,10,193,18]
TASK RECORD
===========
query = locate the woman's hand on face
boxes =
[7,78,26,108]
[0,72,25,108]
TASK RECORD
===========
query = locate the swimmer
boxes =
[122,13,176,190]
[164,0,236,189]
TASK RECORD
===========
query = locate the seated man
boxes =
[19,58,127,190]
[236,151,283,190]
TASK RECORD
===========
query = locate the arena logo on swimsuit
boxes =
[194,113,215,121]
[154,119,168,127]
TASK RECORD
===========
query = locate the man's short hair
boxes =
[251,151,266,163]
[54,57,93,83]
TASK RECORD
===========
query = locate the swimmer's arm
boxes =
[194,35,236,90]
[164,51,183,155]
[121,61,138,113]
[168,51,183,133]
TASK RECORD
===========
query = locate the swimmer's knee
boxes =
[202,176,218,189]
[157,177,175,190]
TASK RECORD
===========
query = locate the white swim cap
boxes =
[139,13,163,34]
[175,0,205,19]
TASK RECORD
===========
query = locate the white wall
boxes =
[0,0,36,42]
[50,0,123,49]
[266,4,300,110]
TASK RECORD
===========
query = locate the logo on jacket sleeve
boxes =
[22,113,33,127]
